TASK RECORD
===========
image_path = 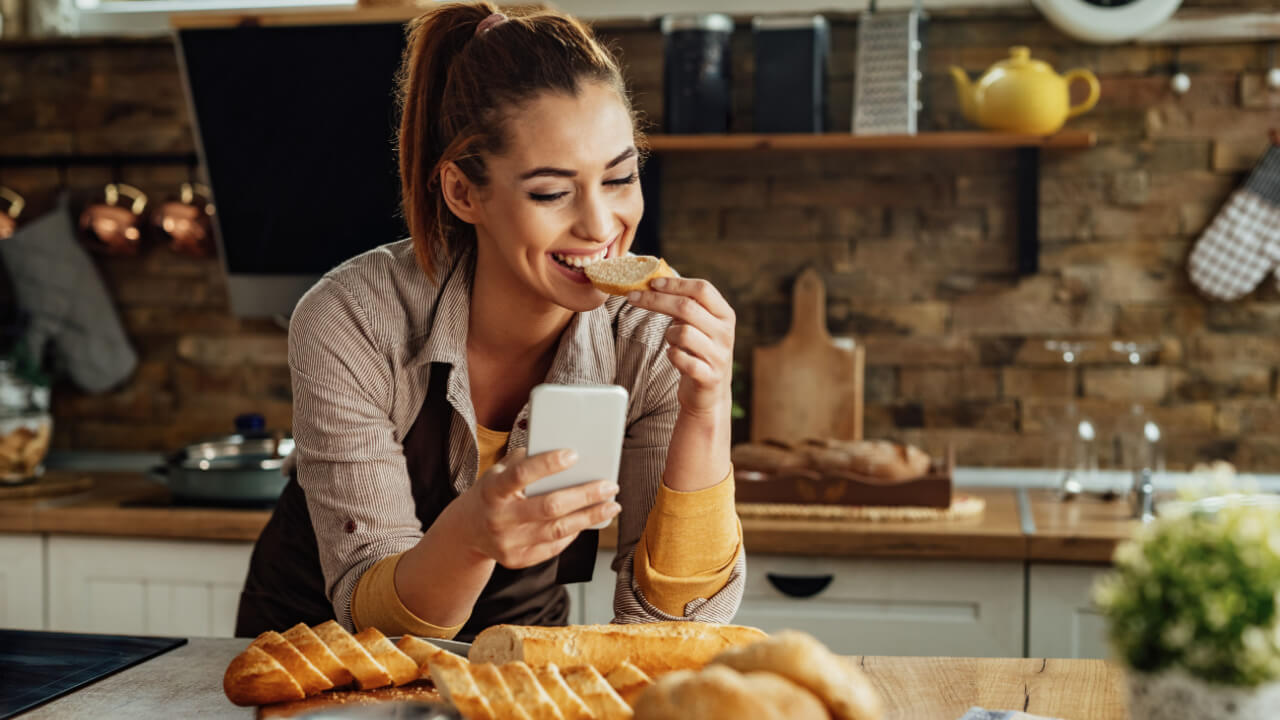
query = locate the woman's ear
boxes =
[439,162,481,225]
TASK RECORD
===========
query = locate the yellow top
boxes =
[351,424,739,634]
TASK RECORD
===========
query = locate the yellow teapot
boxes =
[949,46,1100,135]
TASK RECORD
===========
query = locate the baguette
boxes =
[584,255,674,296]
[314,620,393,690]
[428,647,497,720]
[500,662,567,720]
[710,631,883,720]
[282,622,353,688]
[396,634,449,674]
[470,622,768,676]
[223,645,306,706]
[472,662,534,720]
[604,661,653,708]
[534,663,595,720]
[354,627,420,686]
[633,665,828,720]
[250,631,334,696]
[562,666,633,720]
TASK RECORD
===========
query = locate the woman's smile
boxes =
[547,236,620,283]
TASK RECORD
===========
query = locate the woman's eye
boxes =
[605,173,638,187]
[528,191,569,203]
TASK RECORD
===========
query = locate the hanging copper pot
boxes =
[152,182,215,258]
[78,182,148,255]
[0,186,24,240]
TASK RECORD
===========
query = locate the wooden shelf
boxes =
[645,131,1097,152]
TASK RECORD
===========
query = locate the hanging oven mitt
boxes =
[0,192,137,392]
[1187,144,1280,301]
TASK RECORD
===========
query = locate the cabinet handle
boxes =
[765,573,833,599]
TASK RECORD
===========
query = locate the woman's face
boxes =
[469,81,643,313]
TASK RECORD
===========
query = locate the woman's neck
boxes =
[468,247,572,363]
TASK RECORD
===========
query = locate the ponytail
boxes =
[395,2,634,279]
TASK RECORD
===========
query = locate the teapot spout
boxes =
[948,66,978,125]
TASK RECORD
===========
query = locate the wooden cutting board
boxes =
[751,269,864,446]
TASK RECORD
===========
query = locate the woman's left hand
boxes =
[628,277,736,417]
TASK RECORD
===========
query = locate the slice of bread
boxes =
[223,645,306,706]
[427,650,497,720]
[396,635,448,676]
[354,627,420,686]
[250,630,334,696]
[471,663,534,720]
[562,665,633,720]
[312,620,393,691]
[282,622,354,689]
[605,660,653,707]
[585,255,673,296]
[499,662,566,720]
[533,664,594,720]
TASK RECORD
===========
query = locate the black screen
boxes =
[178,22,409,275]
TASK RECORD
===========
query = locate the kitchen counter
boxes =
[0,472,1138,562]
[20,637,1128,720]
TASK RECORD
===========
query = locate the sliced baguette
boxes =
[396,635,449,676]
[605,660,653,708]
[283,622,354,688]
[313,620,393,691]
[470,621,768,676]
[533,664,594,720]
[250,630,334,697]
[427,650,496,720]
[472,663,534,720]
[354,627,420,686]
[500,662,566,720]
[585,255,673,296]
[562,665,633,720]
[223,644,306,707]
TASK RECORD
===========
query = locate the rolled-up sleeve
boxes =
[610,342,746,624]
[289,278,422,630]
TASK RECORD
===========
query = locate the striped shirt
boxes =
[288,239,746,629]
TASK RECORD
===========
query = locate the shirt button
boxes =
[517,419,528,430]
[344,520,357,534]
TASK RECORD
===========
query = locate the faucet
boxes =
[1131,468,1156,522]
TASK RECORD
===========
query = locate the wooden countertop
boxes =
[0,473,1135,563]
[22,637,1129,720]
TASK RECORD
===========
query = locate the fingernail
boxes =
[650,278,667,290]
[609,502,622,514]
[602,483,620,497]
[561,449,579,464]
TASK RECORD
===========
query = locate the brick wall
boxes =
[2,6,1279,470]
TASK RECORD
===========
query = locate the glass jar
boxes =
[0,359,52,484]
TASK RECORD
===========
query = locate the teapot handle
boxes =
[1064,69,1101,119]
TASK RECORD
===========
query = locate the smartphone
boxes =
[525,383,628,529]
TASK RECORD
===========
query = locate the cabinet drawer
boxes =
[739,555,1024,658]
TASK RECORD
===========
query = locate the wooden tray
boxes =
[735,447,954,509]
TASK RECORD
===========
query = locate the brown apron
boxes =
[235,361,598,640]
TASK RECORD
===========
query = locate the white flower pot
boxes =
[1126,669,1280,720]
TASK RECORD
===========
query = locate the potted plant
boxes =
[1093,494,1280,719]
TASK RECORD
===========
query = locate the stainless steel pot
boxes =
[149,432,294,505]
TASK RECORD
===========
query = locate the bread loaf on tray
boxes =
[469,621,768,676]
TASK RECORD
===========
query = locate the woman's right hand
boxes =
[451,448,621,569]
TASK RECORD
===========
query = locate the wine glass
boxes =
[1044,340,1098,500]
[1111,341,1164,520]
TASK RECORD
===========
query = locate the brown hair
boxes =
[396,2,638,278]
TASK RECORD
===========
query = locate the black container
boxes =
[661,14,734,134]
[753,16,829,133]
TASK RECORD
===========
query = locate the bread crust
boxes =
[283,622,353,688]
[354,627,420,686]
[469,622,768,676]
[534,663,594,720]
[251,631,334,696]
[585,256,674,296]
[313,620,393,690]
[562,665,632,720]
[223,644,306,706]
[499,662,566,720]
[710,631,883,720]
[604,660,653,707]
[633,665,828,720]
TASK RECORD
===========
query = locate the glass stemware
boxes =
[1111,341,1164,520]
[1045,340,1097,500]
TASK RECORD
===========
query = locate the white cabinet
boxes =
[738,555,1025,657]
[1027,563,1111,659]
[47,535,253,637]
[572,551,1025,658]
[0,533,45,630]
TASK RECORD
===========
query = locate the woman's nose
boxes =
[574,189,617,244]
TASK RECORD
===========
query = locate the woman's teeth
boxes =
[551,249,607,269]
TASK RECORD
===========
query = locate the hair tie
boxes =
[474,12,508,37]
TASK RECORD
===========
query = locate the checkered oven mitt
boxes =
[1188,144,1280,301]
[0,192,137,392]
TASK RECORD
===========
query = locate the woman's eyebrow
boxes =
[518,147,637,180]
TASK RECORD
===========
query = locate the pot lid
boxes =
[168,432,294,471]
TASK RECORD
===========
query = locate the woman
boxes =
[236,1,744,641]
